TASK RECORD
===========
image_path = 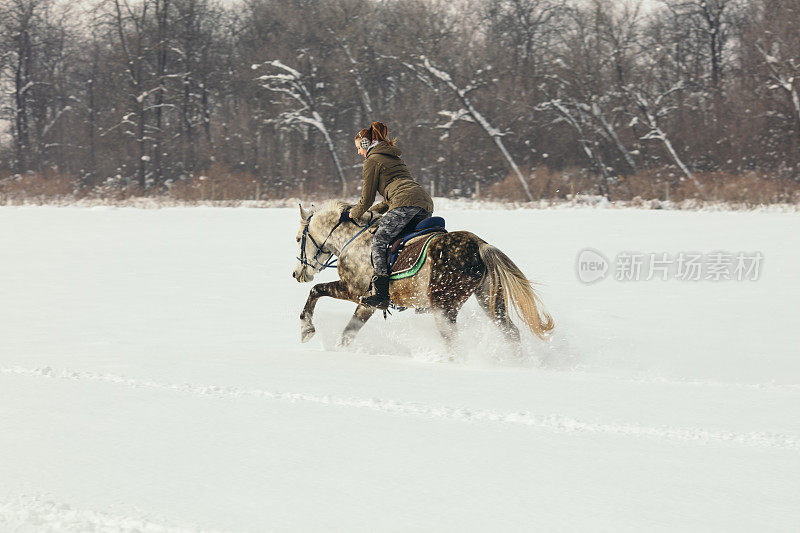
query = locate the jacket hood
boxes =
[367,142,402,158]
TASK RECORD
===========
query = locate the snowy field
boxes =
[1,205,799,532]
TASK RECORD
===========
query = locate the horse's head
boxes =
[292,203,335,283]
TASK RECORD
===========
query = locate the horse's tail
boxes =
[478,242,554,340]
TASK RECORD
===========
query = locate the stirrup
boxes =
[359,294,391,310]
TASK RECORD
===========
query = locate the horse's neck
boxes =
[320,218,369,256]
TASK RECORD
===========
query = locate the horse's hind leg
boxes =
[429,283,476,358]
[426,231,485,359]
[475,279,523,354]
[339,304,375,347]
[432,306,460,357]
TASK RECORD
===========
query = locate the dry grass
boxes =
[168,165,265,202]
[0,171,76,204]
[1,165,798,208]
[166,164,353,202]
[487,166,800,205]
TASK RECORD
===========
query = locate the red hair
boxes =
[355,121,396,146]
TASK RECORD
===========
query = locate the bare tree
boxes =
[530,0,643,194]
[108,0,153,189]
[320,0,376,119]
[0,0,77,175]
[483,0,565,96]
[661,0,737,92]
[152,0,170,183]
[746,0,800,142]
[254,58,348,195]
[0,0,797,201]
[624,84,706,196]
[757,45,800,140]
[0,0,46,172]
[172,0,219,172]
[79,30,102,181]
[411,56,535,201]
[536,97,614,195]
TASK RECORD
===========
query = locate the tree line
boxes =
[1,0,798,202]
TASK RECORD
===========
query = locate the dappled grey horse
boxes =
[292,200,554,354]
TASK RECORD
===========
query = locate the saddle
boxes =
[387,216,447,280]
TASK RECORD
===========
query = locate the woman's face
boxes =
[354,138,368,158]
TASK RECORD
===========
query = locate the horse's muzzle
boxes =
[292,268,313,283]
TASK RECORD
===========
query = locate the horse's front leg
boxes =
[299,280,356,343]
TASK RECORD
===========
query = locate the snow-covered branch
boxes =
[623,85,706,197]
[436,109,474,140]
[536,98,613,193]
[252,60,347,195]
[410,56,534,201]
[756,44,800,139]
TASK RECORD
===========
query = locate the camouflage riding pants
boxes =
[371,206,430,276]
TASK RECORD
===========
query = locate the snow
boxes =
[1,206,799,532]
[420,56,452,83]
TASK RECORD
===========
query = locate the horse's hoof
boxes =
[338,332,355,347]
[300,325,316,343]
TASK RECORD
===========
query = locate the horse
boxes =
[292,200,554,356]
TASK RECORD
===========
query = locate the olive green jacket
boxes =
[350,142,434,220]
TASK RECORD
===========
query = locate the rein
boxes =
[297,211,376,271]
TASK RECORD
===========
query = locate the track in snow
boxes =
[4,365,798,451]
[0,495,223,533]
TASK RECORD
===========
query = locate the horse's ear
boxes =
[299,204,311,220]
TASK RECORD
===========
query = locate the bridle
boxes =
[297,211,377,272]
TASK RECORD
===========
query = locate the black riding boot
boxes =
[361,275,391,309]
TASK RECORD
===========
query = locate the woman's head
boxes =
[354,121,396,157]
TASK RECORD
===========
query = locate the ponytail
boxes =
[371,121,396,146]
[355,121,397,146]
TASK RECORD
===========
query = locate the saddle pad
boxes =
[389,233,441,280]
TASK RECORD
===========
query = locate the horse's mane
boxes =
[315,199,379,225]
[318,199,349,215]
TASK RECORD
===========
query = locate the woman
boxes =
[342,121,434,309]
